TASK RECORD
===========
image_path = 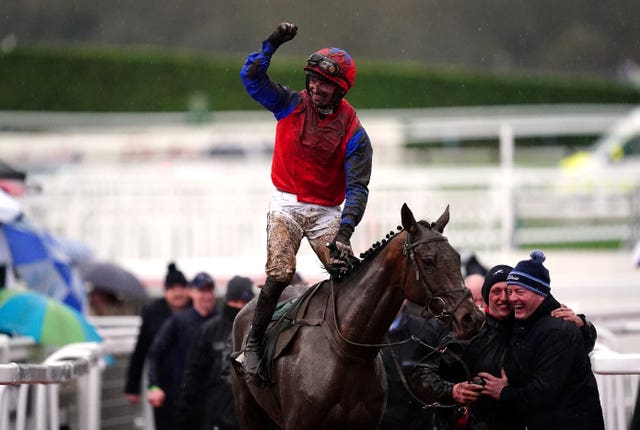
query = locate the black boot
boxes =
[243,277,288,377]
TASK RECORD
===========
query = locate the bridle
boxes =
[329,227,471,351]
[401,230,471,322]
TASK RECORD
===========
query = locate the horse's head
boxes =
[399,203,484,339]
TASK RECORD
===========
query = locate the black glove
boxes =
[267,22,298,48]
[329,224,355,266]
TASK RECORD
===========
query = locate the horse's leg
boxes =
[231,376,273,430]
[231,307,275,430]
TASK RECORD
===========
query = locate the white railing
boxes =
[18,164,639,286]
[0,339,103,430]
[592,345,640,430]
[3,106,636,272]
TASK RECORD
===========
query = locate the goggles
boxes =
[306,53,341,77]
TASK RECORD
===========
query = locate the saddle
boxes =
[237,281,327,385]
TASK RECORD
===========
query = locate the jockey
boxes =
[239,22,373,379]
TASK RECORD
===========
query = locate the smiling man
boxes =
[480,250,604,430]
[239,22,373,380]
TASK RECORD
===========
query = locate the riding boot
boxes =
[243,277,288,377]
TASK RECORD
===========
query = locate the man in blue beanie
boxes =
[480,250,604,430]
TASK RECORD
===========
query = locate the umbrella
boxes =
[78,261,148,300]
[0,288,102,346]
[0,188,21,223]
[1,215,87,312]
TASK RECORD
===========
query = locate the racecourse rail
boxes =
[0,318,639,429]
[4,104,640,287]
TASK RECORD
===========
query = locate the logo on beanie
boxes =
[506,250,551,297]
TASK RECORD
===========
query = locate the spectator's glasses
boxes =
[306,53,341,77]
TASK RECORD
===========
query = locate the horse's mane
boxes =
[331,219,434,281]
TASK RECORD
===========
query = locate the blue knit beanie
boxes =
[507,250,550,297]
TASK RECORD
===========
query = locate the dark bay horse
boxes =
[230,203,484,430]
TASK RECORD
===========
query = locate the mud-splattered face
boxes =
[308,75,338,108]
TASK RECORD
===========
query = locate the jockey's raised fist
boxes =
[267,22,298,47]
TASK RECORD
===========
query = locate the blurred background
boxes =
[1,3,640,428]
[3,0,640,81]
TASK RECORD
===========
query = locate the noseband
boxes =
[401,231,470,321]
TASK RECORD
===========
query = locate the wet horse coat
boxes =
[230,204,484,430]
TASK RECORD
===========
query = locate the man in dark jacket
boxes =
[481,250,604,430]
[146,271,218,430]
[124,262,190,424]
[239,21,373,380]
[175,276,255,430]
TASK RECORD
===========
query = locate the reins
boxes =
[382,335,469,409]
[386,334,472,409]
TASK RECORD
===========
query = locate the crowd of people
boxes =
[124,263,256,430]
[121,21,606,430]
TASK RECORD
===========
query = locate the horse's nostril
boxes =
[456,309,484,339]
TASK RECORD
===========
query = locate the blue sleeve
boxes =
[342,125,373,228]
[239,40,300,120]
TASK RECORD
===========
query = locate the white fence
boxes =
[4,105,639,280]
[13,161,639,291]
[592,345,640,429]
[0,337,103,430]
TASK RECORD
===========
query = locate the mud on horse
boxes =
[230,203,485,430]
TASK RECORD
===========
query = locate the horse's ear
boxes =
[401,203,418,234]
[433,205,450,233]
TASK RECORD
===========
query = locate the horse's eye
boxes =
[421,256,435,272]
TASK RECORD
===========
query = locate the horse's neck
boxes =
[333,250,406,347]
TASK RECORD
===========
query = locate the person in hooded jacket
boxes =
[480,250,604,430]
[239,22,373,381]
